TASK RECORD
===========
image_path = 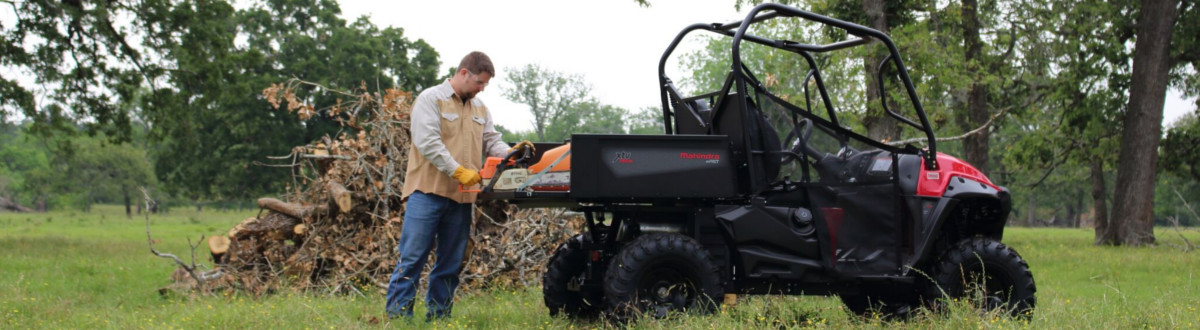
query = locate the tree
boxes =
[0,122,51,210]
[996,0,1126,236]
[141,0,439,202]
[502,64,593,142]
[64,137,156,215]
[1108,0,1181,246]
[542,101,628,142]
[627,107,665,134]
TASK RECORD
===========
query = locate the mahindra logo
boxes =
[679,152,720,160]
[612,151,633,164]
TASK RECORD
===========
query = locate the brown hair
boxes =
[458,51,495,76]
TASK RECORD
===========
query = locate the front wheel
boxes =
[926,237,1037,317]
[603,233,723,321]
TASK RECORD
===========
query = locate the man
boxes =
[386,51,531,320]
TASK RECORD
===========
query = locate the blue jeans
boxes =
[386,191,472,319]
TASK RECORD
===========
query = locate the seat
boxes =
[673,98,712,135]
[712,93,782,193]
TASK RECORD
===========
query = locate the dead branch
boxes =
[889,104,1014,146]
[326,180,353,213]
[142,187,218,294]
[1169,188,1197,252]
[256,197,313,220]
[0,196,34,212]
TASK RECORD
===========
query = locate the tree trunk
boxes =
[1109,0,1178,246]
[1027,192,1036,226]
[1093,160,1116,243]
[961,0,990,175]
[1066,201,1077,228]
[1080,193,1089,229]
[124,188,133,218]
[860,0,901,141]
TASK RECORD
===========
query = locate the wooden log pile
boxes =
[175,81,581,296]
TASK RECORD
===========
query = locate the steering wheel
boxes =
[782,118,819,164]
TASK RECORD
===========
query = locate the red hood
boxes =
[917,153,999,197]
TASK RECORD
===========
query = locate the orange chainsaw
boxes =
[460,143,571,193]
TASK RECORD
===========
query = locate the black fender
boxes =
[907,176,1012,272]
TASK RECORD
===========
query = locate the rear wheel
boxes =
[543,233,603,319]
[926,237,1036,317]
[603,233,722,321]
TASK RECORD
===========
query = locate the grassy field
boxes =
[3,205,1200,329]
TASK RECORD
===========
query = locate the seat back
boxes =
[712,93,781,193]
[673,99,712,135]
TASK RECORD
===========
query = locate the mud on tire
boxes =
[603,233,723,321]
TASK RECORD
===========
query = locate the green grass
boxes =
[3,205,1200,328]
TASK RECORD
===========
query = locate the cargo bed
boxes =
[478,134,740,207]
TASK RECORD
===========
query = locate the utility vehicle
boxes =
[477,2,1036,320]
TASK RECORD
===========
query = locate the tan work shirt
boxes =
[403,80,509,203]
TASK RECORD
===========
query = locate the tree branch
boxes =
[888,103,1014,146]
[143,187,219,293]
[1171,188,1197,252]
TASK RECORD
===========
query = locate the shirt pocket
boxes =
[471,116,486,125]
[440,112,461,138]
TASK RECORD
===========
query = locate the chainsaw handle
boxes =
[458,184,482,193]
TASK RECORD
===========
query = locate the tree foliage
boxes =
[3,0,441,202]
[1162,113,1200,181]
[502,64,593,142]
[0,122,155,213]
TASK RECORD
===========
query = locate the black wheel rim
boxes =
[636,264,698,315]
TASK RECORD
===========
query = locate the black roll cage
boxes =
[656,3,940,171]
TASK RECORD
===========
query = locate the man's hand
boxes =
[453,166,482,186]
[508,140,535,154]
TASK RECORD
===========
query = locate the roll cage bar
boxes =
[657,3,940,170]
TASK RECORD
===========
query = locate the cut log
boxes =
[326,180,352,213]
[293,224,308,237]
[228,217,259,238]
[257,197,308,219]
[239,212,301,241]
[209,236,231,264]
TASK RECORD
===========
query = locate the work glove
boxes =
[508,140,535,154]
[453,166,482,186]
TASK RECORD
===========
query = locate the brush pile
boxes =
[168,80,581,296]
